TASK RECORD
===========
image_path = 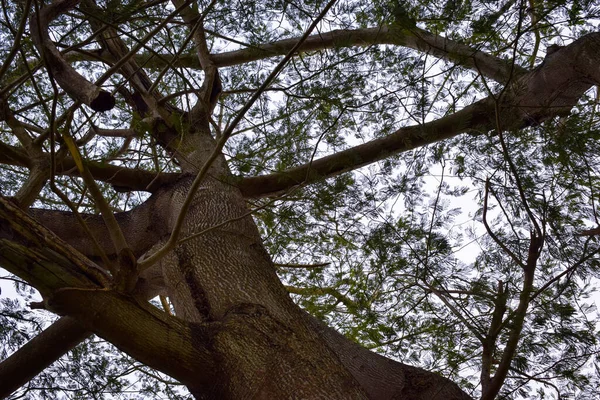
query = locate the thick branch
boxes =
[93,127,137,138]
[238,97,493,197]
[66,26,522,83]
[307,313,473,400]
[0,169,174,265]
[60,159,179,193]
[46,287,217,392]
[0,197,217,391]
[80,0,160,111]
[27,184,174,260]
[0,139,30,167]
[0,196,113,295]
[0,263,169,399]
[211,26,523,83]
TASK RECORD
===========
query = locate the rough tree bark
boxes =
[1,1,600,398]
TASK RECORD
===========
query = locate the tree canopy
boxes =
[1,0,600,398]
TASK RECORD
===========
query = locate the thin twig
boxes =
[275,262,330,269]
[483,177,526,268]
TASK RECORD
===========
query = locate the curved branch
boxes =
[211,26,524,83]
[30,0,115,112]
[66,26,523,83]
[26,184,174,260]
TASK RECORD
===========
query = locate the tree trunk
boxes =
[157,173,367,398]
[114,112,462,396]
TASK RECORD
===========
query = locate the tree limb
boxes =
[212,25,524,83]
[66,26,523,83]
[0,140,179,192]
[237,97,494,198]
[307,313,473,399]
[0,197,217,391]
[0,262,171,399]
[25,187,172,261]
[29,0,115,111]
[0,141,30,167]
[171,0,221,116]
[0,317,90,399]
[481,232,542,400]
[1,101,49,208]
[1,174,174,267]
